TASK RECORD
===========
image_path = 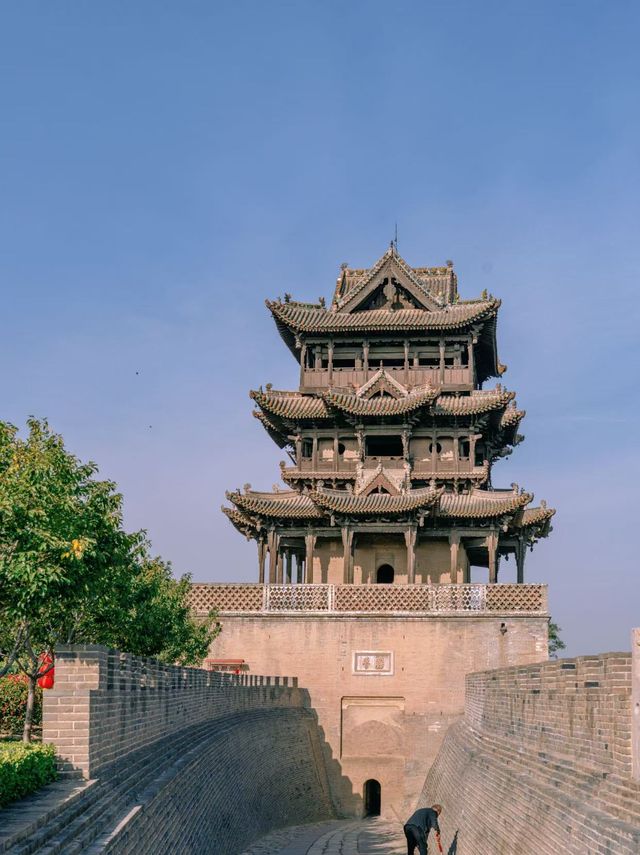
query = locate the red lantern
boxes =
[37,653,55,689]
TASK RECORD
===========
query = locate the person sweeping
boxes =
[403,804,444,855]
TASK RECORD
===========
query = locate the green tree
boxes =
[548,620,566,658]
[0,418,219,741]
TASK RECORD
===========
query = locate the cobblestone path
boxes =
[239,818,407,854]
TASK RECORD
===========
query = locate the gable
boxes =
[337,255,441,314]
[356,368,409,400]
[359,470,402,497]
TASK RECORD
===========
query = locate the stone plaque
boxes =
[353,650,394,676]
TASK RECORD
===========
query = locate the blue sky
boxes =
[1,2,639,656]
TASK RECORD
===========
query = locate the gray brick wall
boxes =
[43,645,307,778]
[421,649,640,854]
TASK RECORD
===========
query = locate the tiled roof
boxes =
[438,489,532,519]
[251,390,329,419]
[520,505,556,527]
[252,385,515,422]
[310,485,441,515]
[227,490,323,519]
[223,484,549,526]
[221,506,258,534]
[324,385,437,416]
[433,388,515,416]
[333,249,444,312]
[267,298,500,334]
[500,406,526,428]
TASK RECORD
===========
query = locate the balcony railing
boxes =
[190,583,548,616]
[301,366,471,390]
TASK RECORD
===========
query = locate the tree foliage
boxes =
[0,418,219,739]
[548,620,566,658]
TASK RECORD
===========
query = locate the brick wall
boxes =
[43,644,307,778]
[420,648,640,854]
[102,708,334,854]
[37,645,337,854]
[465,652,633,774]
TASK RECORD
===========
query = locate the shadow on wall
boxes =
[38,647,364,855]
[103,689,363,855]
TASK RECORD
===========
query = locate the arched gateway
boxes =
[363,779,381,816]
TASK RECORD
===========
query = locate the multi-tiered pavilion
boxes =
[223,246,554,589]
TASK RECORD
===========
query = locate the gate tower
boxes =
[194,246,556,818]
[222,245,554,583]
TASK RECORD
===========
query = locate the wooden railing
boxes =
[190,583,548,616]
[301,366,472,390]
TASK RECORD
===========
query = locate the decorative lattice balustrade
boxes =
[190,583,548,616]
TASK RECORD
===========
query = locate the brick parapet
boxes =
[43,645,304,778]
[465,651,633,776]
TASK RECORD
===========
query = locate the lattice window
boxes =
[265,585,331,612]
[334,584,431,613]
[189,582,547,615]
[485,584,546,613]
[189,584,263,614]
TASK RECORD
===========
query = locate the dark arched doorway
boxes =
[376,564,394,584]
[363,778,381,816]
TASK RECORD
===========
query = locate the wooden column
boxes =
[404,339,410,384]
[267,530,279,584]
[468,334,475,386]
[328,339,334,385]
[285,550,293,584]
[299,342,307,388]
[257,539,267,584]
[431,431,438,475]
[402,428,411,462]
[312,436,318,470]
[341,526,354,584]
[276,547,284,584]
[296,552,303,584]
[449,532,460,583]
[486,532,498,584]
[363,340,369,380]
[439,338,446,385]
[333,433,339,472]
[404,526,417,584]
[305,532,316,583]
[516,538,526,584]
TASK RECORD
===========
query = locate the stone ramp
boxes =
[240,818,408,854]
[2,708,334,855]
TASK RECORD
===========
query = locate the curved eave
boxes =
[310,486,442,516]
[252,385,516,423]
[221,506,258,537]
[252,410,289,448]
[498,408,526,445]
[267,298,501,340]
[324,388,438,417]
[437,490,533,520]
[227,489,324,520]
[251,389,330,420]
[512,506,556,537]
[434,388,515,417]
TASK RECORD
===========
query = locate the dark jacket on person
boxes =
[404,807,440,837]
